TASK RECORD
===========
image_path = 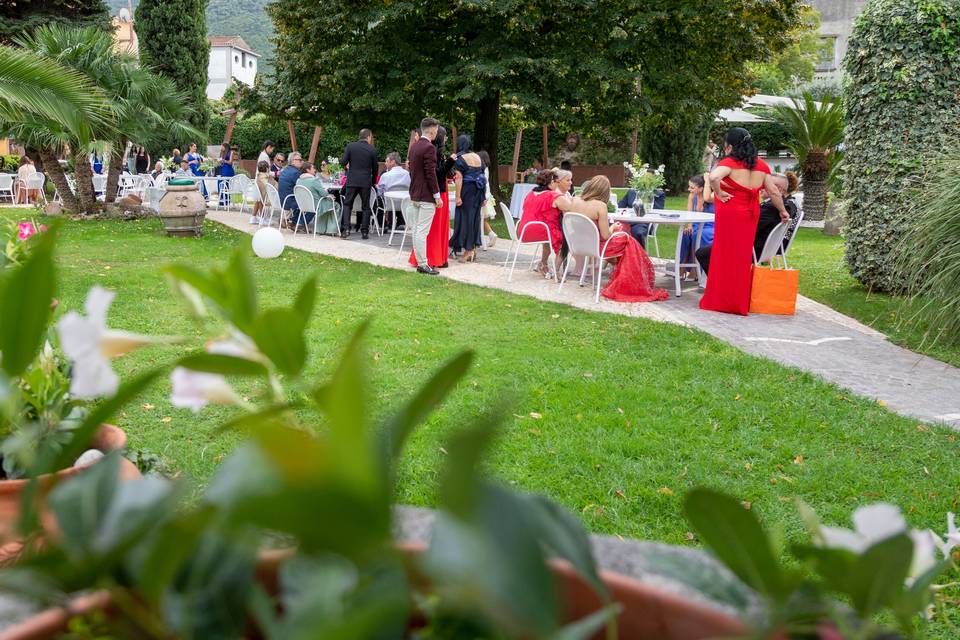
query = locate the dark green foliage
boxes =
[135,0,210,151]
[0,0,110,43]
[640,116,713,193]
[709,120,792,155]
[843,0,960,292]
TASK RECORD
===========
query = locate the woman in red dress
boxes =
[571,176,668,302]
[699,128,790,315]
[516,169,573,277]
[409,126,456,268]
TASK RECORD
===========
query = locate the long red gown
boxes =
[597,222,669,303]
[409,184,451,268]
[699,156,770,315]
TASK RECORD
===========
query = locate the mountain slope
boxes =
[107,0,274,72]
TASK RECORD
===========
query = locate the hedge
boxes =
[709,120,792,155]
[843,0,960,292]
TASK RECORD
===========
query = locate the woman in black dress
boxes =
[134,146,149,174]
[449,135,486,263]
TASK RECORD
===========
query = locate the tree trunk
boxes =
[39,148,78,214]
[73,150,98,216]
[473,90,500,201]
[105,138,126,205]
[801,176,828,222]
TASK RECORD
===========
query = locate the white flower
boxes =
[658,164,666,172]
[909,529,938,584]
[932,512,960,559]
[819,503,907,553]
[170,367,243,413]
[58,286,156,399]
[207,330,267,364]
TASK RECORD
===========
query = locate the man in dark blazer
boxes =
[406,117,442,275]
[339,129,378,239]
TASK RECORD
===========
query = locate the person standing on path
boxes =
[408,125,455,268]
[339,129,378,239]
[406,118,443,275]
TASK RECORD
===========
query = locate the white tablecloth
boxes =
[508,183,536,218]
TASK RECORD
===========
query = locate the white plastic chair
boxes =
[781,208,804,258]
[117,174,139,197]
[754,222,790,268]
[201,177,223,209]
[646,223,660,257]
[226,175,249,211]
[503,202,555,281]
[293,185,318,235]
[311,194,340,236]
[25,173,46,204]
[92,174,107,199]
[557,212,629,303]
[0,174,15,203]
[385,190,410,245]
[262,183,283,227]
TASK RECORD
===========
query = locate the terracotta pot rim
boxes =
[1,542,748,640]
[0,425,127,494]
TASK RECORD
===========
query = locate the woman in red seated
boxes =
[571,176,668,303]
[699,128,790,315]
[517,169,572,277]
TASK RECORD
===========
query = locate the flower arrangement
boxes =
[623,155,666,200]
[158,155,177,171]
[325,155,342,180]
[199,157,219,175]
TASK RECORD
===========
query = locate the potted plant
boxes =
[0,222,147,559]
[0,241,953,639]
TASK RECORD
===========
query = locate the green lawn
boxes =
[5,208,959,634]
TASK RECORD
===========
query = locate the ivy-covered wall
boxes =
[843,0,960,292]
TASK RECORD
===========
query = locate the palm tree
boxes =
[771,92,845,222]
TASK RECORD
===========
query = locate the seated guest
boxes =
[171,148,182,166]
[271,153,286,181]
[754,171,800,258]
[174,159,192,177]
[377,152,410,194]
[617,188,666,248]
[568,176,668,302]
[560,160,575,195]
[251,160,276,223]
[278,152,304,228]
[15,156,37,204]
[151,161,164,180]
[679,174,714,281]
[517,169,573,277]
[319,160,332,181]
[295,162,339,234]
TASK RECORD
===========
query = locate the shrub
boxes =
[709,120,792,155]
[843,0,960,292]
[896,149,960,345]
[0,154,20,171]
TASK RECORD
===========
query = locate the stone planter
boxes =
[0,425,139,566]
[158,180,207,237]
[0,506,752,640]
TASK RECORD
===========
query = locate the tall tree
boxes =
[634,0,804,191]
[0,0,110,43]
[268,0,641,197]
[135,0,210,152]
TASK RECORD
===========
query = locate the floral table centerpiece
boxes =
[623,155,666,215]
[325,155,343,182]
[199,157,219,176]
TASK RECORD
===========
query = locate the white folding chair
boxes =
[558,212,629,303]
[397,197,415,256]
[0,174,15,203]
[646,223,660,258]
[368,189,383,236]
[201,177,223,209]
[312,194,340,236]
[153,173,169,188]
[385,190,410,245]
[117,174,138,197]
[262,183,282,227]
[781,208,804,259]
[25,173,46,204]
[503,202,555,281]
[754,222,790,268]
[92,174,107,200]
[293,185,317,235]
[226,175,249,211]
[240,181,261,216]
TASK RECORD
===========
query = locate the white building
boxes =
[206,36,259,100]
[809,0,869,78]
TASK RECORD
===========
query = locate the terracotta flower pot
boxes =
[0,544,749,640]
[0,424,139,565]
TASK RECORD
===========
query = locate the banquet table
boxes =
[508,183,536,219]
[610,209,715,297]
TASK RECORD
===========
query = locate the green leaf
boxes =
[164,265,230,316]
[792,544,857,594]
[438,410,501,520]
[0,221,56,378]
[46,451,120,558]
[378,350,473,466]
[683,488,786,598]
[893,558,951,634]
[846,533,913,618]
[293,275,317,322]
[177,353,268,377]
[524,494,608,600]
[224,249,257,329]
[251,308,307,375]
[552,604,621,640]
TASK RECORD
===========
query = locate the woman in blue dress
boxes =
[680,173,715,281]
[217,143,234,207]
[449,135,486,263]
[185,142,205,196]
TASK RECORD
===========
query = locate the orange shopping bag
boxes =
[749,264,798,315]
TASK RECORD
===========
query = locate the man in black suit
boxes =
[339,128,378,239]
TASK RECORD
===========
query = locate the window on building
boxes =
[816,36,837,72]
[234,55,240,63]
[249,60,254,68]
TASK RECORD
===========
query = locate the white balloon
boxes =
[252,227,284,259]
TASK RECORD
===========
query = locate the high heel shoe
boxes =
[458,251,476,263]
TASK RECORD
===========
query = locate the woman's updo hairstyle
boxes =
[534,169,557,189]
[784,170,799,194]
[724,127,758,170]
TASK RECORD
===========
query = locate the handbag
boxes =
[749,264,798,315]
